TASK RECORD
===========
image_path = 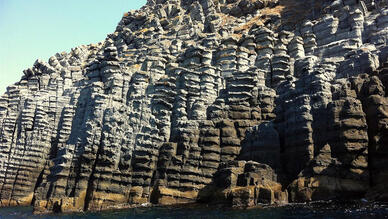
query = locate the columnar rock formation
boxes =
[0,0,387,213]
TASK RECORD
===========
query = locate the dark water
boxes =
[0,202,387,219]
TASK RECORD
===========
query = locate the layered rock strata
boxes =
[0,0,387,213]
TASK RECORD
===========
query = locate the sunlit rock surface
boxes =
[0,0,387,213]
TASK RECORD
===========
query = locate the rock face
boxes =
[0,0,387,213]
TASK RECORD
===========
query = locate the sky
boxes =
[0,0,146,94]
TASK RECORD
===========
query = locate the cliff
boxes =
[0,0,387,213]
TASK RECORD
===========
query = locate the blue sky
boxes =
[0,0,146,94]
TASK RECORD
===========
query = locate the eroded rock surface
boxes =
[0,0,387,213]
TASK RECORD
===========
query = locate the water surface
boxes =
[0,201,387,219]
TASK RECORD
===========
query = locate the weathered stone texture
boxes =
[0,0,387,213]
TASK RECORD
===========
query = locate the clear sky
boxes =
[0,0,146,94]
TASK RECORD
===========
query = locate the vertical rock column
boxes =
[198,120,220,185]
[252,27,274,87]
[271,44,291,87]
[0,95,8,133]
[0,86,19,206]
[289,81,370,202]
[276,57,320,179]
[1,95,51,206]
[354,73,388,201]
[33,81,108,213]
[301,21,318,55]
[152,76,177,142]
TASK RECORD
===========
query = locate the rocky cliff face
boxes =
[0,0,387,213]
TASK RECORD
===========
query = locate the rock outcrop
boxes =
[0,0,387,213]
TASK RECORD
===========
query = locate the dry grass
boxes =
[234,14,264,33]
[231,33,243,39]
[139,28,150,33]
[234,5,285,33]
[256,44,270,50]
[232,0,324,33]
[361,47,369,52]
[219,13,237,27]
[132,64,142,69]
[261,4,285,16]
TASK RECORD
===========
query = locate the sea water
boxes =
[0,201,387,219]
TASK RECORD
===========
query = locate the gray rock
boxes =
[0,0,387,213]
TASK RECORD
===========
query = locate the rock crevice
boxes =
[0,0,387,213]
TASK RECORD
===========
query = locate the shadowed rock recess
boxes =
[0,0,387,213]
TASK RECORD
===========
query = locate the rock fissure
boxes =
[0,0,387,213]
